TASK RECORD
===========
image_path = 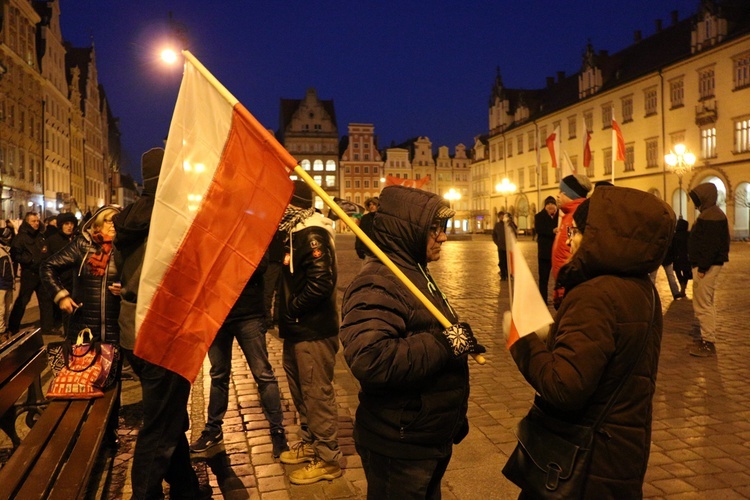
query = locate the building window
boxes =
[670,78,684,108]
[583,111,593,132]
[373,166,378,174]
[624,145,635,172]
[313,160,324,171]
[621,96,633,123]
[325,175,336,187]
[374,180,379,188]
[735,118,750,153]
[325,160,336,171]
[527,131,536,151]
[604,149,613,176]
[734,53,750,89]
[518,168,525,189]
[601,105,612,129]
[353,153,359,161]
[517,135,523,155]
[354,166,360,174]
[345,180,351,188]
[498,143,505,159]
[313,175,322,186]
[354,180,360,188]
[646,139,659,168]
[698,67,715,100]
[701,127,716,159]
[585,156,595,179]
[364,180,370,188]
[528,166,536,187]
[644,88,657,116]
[541,163,549,185]
[364,166,369,174]
[344,166,350,174]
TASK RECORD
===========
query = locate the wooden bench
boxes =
[0,328,47,448]
[0,341,120,499]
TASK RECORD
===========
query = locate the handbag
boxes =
[46,328,120,400]
[502,289,656,498]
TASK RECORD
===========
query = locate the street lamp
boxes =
[664,143,696,217]
[495,178,517,213]
[443,188,461,233]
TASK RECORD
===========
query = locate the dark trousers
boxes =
[538,258,552,303]
[126,350,200,500]
[8,271,55,333]
[262,262,282,328]
[497,248,508,279]
[356,443,451,499]
[205,317,283,434]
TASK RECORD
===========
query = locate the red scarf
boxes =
[87,232,113,277]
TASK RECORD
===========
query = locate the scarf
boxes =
[277,206,315,235]
[87,232,114,277]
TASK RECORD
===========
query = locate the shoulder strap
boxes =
[593,286,657,430]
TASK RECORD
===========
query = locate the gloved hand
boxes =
[434,322,487,358]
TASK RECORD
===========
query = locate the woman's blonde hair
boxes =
[90,208,118,233]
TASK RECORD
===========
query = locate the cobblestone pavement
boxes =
[3,234,750,499]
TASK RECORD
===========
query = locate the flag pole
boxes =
[294,166,486,365]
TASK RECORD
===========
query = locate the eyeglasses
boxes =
[429,220,449,238]
[566,226,581,239]
[103,218,114,225]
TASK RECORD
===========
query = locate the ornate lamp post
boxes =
[443,188,461,233]
[495,178,517,213]
[664,143,696,217]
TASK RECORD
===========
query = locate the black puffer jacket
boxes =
[11,219,48,273]
[41,206,121,344]
[340,185,468,460]
[508,186,675,498]
[277,212,338,341]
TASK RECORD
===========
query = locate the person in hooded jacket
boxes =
[275,180,342,485]
[8,212,55,335]
[687,183,730,357]
[503,186,675,498]
[340,185,486,499]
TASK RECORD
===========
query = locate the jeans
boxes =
[206,317,284,433]
[283,336,341,463]
[356,443,451,499]
[127,350,200,499]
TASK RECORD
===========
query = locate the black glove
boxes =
[434,322,487,358]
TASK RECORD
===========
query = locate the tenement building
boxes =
[474,1,750,238]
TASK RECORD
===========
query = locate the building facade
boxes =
[278,88,339,210]
[476,1,750,238]
[339,123,383,207]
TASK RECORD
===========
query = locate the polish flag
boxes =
[546,125,561,169]
[612,115,625,162]
[133,52,296,382]
[583,129,592,168]
[504,224,554,349]
[385,174,430,189]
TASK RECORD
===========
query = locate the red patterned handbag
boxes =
[46,328,118,400]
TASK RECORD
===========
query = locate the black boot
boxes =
[271,429,289,458]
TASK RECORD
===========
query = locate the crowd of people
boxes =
[0,145,732,497]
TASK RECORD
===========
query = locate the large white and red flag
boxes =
[545,125,561,169]
[612,115,625,162]
[134,52,296,382]
[504,224,554,349]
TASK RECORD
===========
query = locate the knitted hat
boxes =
[290,180,314,208]
[572,198,590,233]
[57,212,78,226]
[544,196,556,206]
[560,175,590,199]
[142,148,164,195]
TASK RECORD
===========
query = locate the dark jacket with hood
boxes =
[340,185,469,460]
[11,219,49,274]
[507,186,675,498]
[277,211,338,342]
[41,206,121,344]
[688,183,729,273]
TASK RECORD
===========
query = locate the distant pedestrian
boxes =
[190,250,289,459]
[341,185,485,499]
[276,180,342,485]
[672,218,691,297]
[355,196,379,259]
[0,227,14,335]
[649,232,682,300]
[551,174,591,308]
[8,212,55,335]
[534,196,558,303]
[687,183,730,357]
[493,211,515,280]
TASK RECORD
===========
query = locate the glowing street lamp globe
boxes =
[160,48,179,65]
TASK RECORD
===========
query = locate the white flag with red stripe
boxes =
[546,125,561,169]
[134,53,296,382]
[505,224,554,349]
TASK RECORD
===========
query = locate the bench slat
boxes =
[0,350,47,417]
[15,401,90,499]
[0,401,70,500]
[48,385,120,500]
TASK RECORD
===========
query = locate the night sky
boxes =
[59,0,701,179]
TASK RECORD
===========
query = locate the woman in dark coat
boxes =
[41,205,122,344]
[505,186,675,498]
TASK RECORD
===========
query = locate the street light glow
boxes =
[161,48,179,64]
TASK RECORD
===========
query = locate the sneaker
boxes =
[279,441,316,464]
[271,430,289,458]
[189,429,224,456]
[689,340,716,357]
[288,458,342,485]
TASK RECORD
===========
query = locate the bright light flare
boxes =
[161,49,179,64]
